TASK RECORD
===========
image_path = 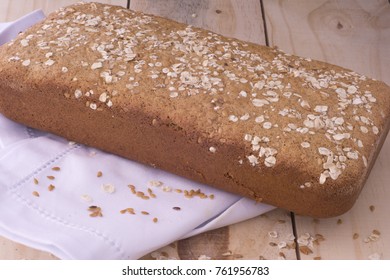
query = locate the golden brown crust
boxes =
[1,2,390,217]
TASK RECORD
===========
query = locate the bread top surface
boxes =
[1,2,390,195]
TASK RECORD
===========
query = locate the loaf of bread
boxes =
[1,2,389,217]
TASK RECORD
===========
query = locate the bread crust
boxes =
[1,2,390,217]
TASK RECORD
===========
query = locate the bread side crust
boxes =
[1,2,390,217]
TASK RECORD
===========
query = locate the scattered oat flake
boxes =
[353,233,359,240]
[101,183,115,194]
[263,122,272,129]
[368,253,381,260]
[20,39,29,47]
[149,180,163,187]
[44,59,55,66]
[141,211,150,215]
[47,175,55,180]
[32,191,40,197]
[268,231,278,238]
[33,178,39,185]
[22,59,31,66]
[301,142,310,148]
[51,167,61,171]
[337,218,343,225]
[169,92,179,98]
[97,171,103,177]
[369,205,375,212]
[228,115,238,122]
[264,156,276,167]
[91,62,103,70]
[278,241,287,249]
[48,184,55,191]
[221,251,233,256]
[173,207,181,211]
[81,194,93,202]
[153,217,158,223]
[74,89,82,99]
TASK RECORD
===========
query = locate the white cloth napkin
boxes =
[0,114,274,259]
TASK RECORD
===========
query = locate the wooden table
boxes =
[1,0,389,260]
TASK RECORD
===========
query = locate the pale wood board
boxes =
[130,0,266,45]
[0,0,127,21]
[0,236,58,260]
[263,0,390,259]
[263,0,390,85]
[0,0,296,260]
[142,209,296,260]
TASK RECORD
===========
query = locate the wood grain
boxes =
[263,0,390,259]
[263,0,390,84]
[142,209,297,260]
[0,0,126,21]
[130,0,266,45]
[0,236,57,260]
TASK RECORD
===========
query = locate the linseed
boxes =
[88,206,103,217]
[120,208,135,215]
[299,246,313,255]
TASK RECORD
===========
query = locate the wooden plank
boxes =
[0,0,127,21]
[0,0,296,260]
[130,0,266,45]
[263,0,390,84]
[0,236,58,260]
[263,0,390,259]
[142,209,297,260]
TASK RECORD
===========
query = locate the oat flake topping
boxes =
[7,2,385,189]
